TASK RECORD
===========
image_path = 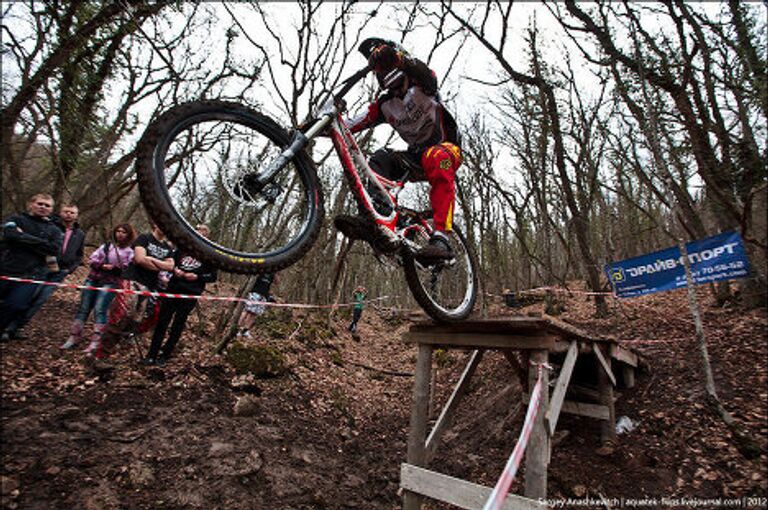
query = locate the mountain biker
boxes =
[334,37,462,263]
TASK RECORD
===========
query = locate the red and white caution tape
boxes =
[0,275,386,310]
[516,286,614,297]
[481,363,548,510]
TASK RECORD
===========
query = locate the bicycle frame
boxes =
[329,112,435,250]
[256,67,434,252]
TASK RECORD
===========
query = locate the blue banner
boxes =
[605,231,751,298]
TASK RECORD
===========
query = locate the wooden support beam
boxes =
[425,350,484,463]
[545,341,578,436]
[610,343,638,367]
[524,349,549,500]
[593,345,617,386]
[560,400,610,420]
[568,385,620,404]
[597,350,617,443]
[405,331,558,350]
[404,344,432,510]
[622,365,636,389]
[400,463,545,510]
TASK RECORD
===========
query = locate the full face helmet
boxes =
[359,37,408,90]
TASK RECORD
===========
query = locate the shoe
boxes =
[84,340,100,354]
[415,231,453,264]
[140,357,157,366]
[0,332,9,343]
[10,330,28,340]
[60,338,78,350]
[334,215,374,241]
[156,356,168,367]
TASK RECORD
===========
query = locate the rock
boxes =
[44,466,61,475]
[0,476,19,495]
[129,461,155,486]
[290,447,314,464]
[209,442,235,455]
[572,484,587,497]
[343,473,366,488]
[234,395,260,417]
[235,450,263,476]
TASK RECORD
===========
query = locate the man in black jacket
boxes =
[0,194,63,337]
[144,224,217,366]
[3,203,85,340]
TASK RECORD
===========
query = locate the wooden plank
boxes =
[568,385,621,404]
[400,463,545,510]
[404,344,432,510]
[593,345,617,386]
[425,350,484,463]
[410,318,548,334]
[622,365,636,389]
[545,341,579,436]
[524,350,549,500]
[540,313,606,342]
[560,400,610,420]
[597,352,617,443]
[610,343,638,367]
[405,331,557,350]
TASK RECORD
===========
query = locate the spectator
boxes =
[5,203,85,339]
[236,272,278,338]
[61,223,135,352]
[0,193,62,339]
[348,286,367,335]
[96,223,174,358]
[144,224,217,366]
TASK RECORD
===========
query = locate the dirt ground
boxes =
[1,277,766,509]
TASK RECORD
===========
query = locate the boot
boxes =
[62,319,84,350]
[84,323,106,356]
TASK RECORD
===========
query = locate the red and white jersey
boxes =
[347,57,460,152]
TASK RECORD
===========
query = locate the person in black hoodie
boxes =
[4,203,85,339]
[144,224,217,366]
[0,194,63,337]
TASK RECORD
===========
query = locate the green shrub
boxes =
[226,342,287,378]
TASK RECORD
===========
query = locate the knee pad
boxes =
[421,143,462,182]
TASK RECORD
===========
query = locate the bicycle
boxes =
[135,66,478,322]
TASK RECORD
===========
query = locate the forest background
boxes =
[2,1,766,326]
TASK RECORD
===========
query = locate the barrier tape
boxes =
[482,362,548,510]
[0,275,388,310]
[517,285,614,297]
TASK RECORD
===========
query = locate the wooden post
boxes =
[524,349,549,500]
[404,343,432,510]
[622,365,636,389]
[545,341,578,436]
[425,350,484,462]
[596,346,617,443]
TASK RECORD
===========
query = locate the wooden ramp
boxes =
[400,316,640,510]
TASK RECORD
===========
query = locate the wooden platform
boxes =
[400,315,640,510]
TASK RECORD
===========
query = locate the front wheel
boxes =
[403,226,478,322]
[135,100,324,274]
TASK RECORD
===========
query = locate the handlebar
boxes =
[334,65,371,102]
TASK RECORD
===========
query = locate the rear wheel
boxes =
[135,100,323,273]
[403,226,478,322]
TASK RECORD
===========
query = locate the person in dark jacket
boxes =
[4,203,85,339]
[0,194,63,337]
[143,225,217,366]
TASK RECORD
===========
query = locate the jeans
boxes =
[5,270,69,333]
[75,279,119,325]
[348,307,363,332]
